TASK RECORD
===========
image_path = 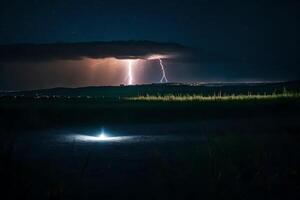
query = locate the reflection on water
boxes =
[71,134,138,142]
[12,124,206,165]
[65,134,199,143]
[9,124,209,200]
[53,124,205,144]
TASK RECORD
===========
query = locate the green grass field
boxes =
[1,89,300,129]
[126,91,300,102]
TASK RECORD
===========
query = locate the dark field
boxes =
[1,82,300,199]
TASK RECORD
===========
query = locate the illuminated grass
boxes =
[126,91,300,102]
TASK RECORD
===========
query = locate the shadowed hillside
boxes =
[1,80,300,98]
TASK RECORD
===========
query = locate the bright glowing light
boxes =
[159,58,168,83]
[98,133,108,140]
[147,54,171,60]
[147,54,170,83]
[66,134,201,143]
[126,60,133,85]
[71,135,135,142]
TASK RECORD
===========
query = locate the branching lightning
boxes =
[158,58,168,83]
[124,56,168,85]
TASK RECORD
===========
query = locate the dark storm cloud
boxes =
[0,41,194,62]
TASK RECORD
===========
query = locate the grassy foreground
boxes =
[1,90,300,129]
[126,91,300,102]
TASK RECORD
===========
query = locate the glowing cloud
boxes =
[147,54,172,60]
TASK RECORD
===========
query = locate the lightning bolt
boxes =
[159,58,168,83]
[124,58,167,85]
[125,60,133,85]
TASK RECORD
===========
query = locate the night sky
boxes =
[0,0,299,90]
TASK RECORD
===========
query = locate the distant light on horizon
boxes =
[98,132,109,140]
